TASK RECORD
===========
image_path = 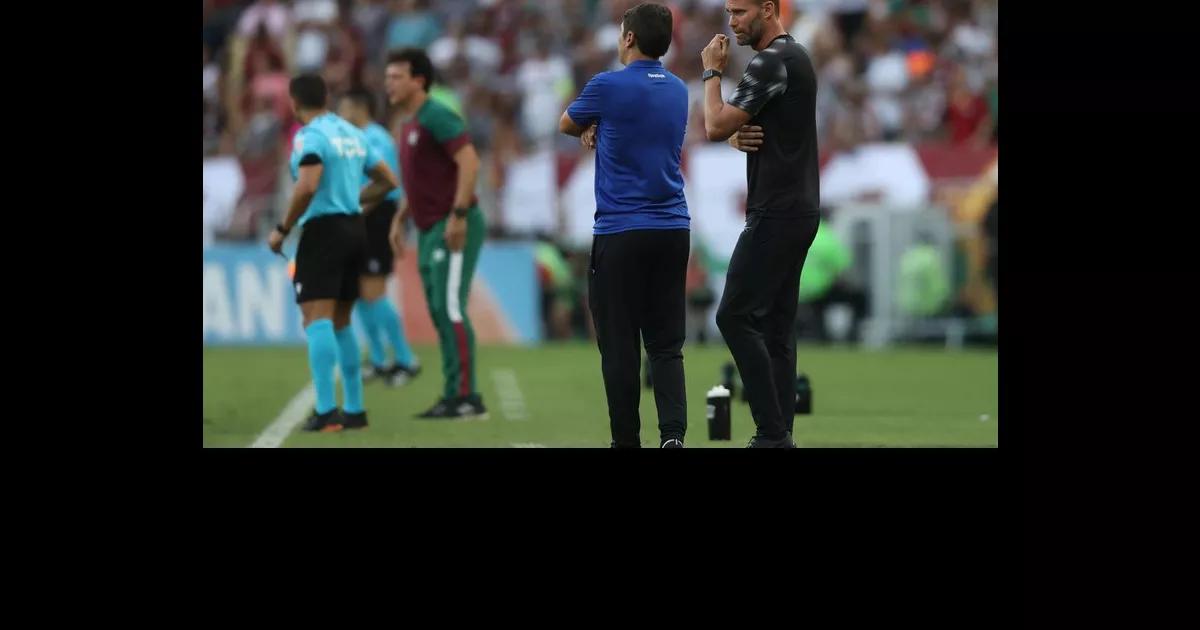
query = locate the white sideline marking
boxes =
[491,368,528,421]
[250,371,342,448]
[250,383,315,448]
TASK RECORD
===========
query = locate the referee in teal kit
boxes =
[268,74,400,433]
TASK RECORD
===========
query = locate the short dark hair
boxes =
[622,2,673,59]
[342,86,376,118]
[386,48,435,93]
[289,74,327,109]
[757,0,782,17]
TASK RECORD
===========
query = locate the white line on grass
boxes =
[249,371,341,448]
[249,383,315,448]
[490,368,528,421]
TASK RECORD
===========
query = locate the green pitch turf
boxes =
[203,342,998,448]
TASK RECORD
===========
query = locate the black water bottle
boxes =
[795,373,812,415]
[706,385,732,440]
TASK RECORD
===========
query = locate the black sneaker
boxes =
[340,410,368,430]
[362,363,388,383]
[451,394,489,420]
[746,433,796,448]
[386,364,421,387]
[416,398,456,419]
[660,438,685,448]
[302,409,343,433]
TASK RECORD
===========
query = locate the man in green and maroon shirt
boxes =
[384,48,488,420]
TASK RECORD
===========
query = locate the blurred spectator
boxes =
[485,90,525,194]
[322,6,367,94]
[896,233,950,318]
[203,0,246,55]
[944,0,994,63]
[242,23,287,103]
[591,0,635,72]
[231,92,286,238]
[203,132,245,247]
[294,0,339,24]
[685,249,716,344]
[204,0,998,262]
[811,23,854,147]
[293,1,338,73]
[671,0,724,84]
[428,17,501,80]
[240,92,285,158]
[788,1,829,50]
[796,215,867,343]
[862,29,909,141]
[488,0,526,74]
[535,240,576,339]
[944,63,991,146]
[902,59,947,141]
[515,34,574,151]
[431,0,480,25]
[203,42,222,108]
[831,0,872,47]
[237,0,292,42]
[353,0,393,68]
[827,78,882,149]
[249,53,292,123]
[386,0,442,51]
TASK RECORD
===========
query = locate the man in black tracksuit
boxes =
[700,0,821,448]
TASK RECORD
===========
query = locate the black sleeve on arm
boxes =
[727,52,788,117]
[299,154,323,166]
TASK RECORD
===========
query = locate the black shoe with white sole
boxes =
[362,363,388,383]
[416,398,456,419]
[660,438,685,448]
[386,364,421,387]
[452,394,489,420]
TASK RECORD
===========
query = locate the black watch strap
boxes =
[453,207,469,218]
[276,223,290,235]
[702,69,722,82]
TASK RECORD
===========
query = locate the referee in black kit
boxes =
[559,3,691,448]
[700,0,820,448]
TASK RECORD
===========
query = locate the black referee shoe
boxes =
[340,411,368,430]
[660,438,685,448]
[362,363,388,383]
[386,364,421,387]
[746,432,796,448]
[302,409,343,433]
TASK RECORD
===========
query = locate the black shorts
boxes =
[293,213,368,304]
[362,198,399,276]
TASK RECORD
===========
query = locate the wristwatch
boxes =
[452,206,469,218]
[275,223,291,236]
[702,69,722,82]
